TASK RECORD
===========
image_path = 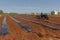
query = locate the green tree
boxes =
[0,10,3,14]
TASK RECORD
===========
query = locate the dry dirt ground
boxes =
[0,15,60,40]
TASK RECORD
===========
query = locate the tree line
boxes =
[0,10,3,14]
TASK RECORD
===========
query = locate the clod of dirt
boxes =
[36,32,43,37]
[55,36,60,39]
[45,34,49,37]
[13,38,16,40]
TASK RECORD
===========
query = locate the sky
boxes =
[0,0,60,13]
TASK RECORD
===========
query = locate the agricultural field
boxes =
[0,14,60,40]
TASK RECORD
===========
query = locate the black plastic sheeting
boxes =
[19,17,60,30]
[10,16,33,32]
[45,20,60,25]
[20,17,60,25]
[1,16,8,35]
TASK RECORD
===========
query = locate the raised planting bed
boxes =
[1,16,8,35]
[18,17,60,30]
[10,16,33,32]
